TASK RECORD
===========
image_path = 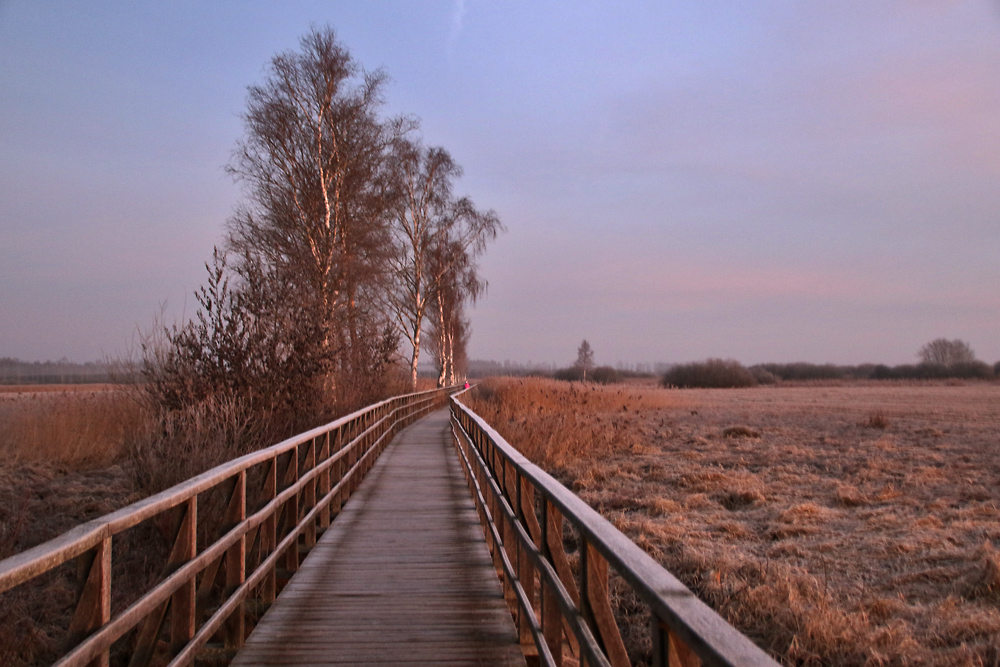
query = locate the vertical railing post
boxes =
[67,536,112,667]
[283,446,300,574]
[225,471,246,649]
[579,536,593,640]
[303,438,317,548]
[586,543,630,667]
[651,617,668,667]
[332,429,344,516]
[667,628,702,667]
[540,500,563,667]
[262,456,277,603]
[346,419,357,496]
[319,432,331,529]
[516,470,535,647]
[170,497,197,655]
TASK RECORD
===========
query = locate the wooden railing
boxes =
[449,390,781,667]
[0,387,454,667]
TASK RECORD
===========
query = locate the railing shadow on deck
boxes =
[449,388,781,667]
[0,386,456,667]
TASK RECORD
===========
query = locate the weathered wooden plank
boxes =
[232,410,525,667]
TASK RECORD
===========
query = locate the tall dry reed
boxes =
[469,377,1000,667]
[0,388,147,468]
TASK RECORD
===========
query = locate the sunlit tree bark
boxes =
[387,140,503,389]
[225,27,408,399]
[426,238,485,387]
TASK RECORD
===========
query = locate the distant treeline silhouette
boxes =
[0,357,111,384]
[664,359,998,388]
[468,357,999,388]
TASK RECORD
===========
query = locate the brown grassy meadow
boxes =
[0,386,147,665]
[466,378,1000,667]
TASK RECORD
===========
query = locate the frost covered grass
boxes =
[466,377,1000,666]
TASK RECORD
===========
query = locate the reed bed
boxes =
[0,387,147,467]
[466,377,1000,667]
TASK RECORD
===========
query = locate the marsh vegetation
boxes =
[466,377,1000,666]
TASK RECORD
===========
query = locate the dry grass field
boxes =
[0,385,145,666]
[0,384,146,467]
[0,385,149,557]
[465,378,1000,667]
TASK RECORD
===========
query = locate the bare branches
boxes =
[386,139,504,388]
[144,26,500,431]
[918,338,977,367]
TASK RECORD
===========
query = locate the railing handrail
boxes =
[0,385,456,667]
[0,388,442,591]
[450,390,780,667]
[0,389,431,590]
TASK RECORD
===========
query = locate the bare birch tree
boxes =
[143,26,503,429]
[575,340,595,382]
[224,27,408,400]
[918,338,977,367]
[426,238,484,386]
[387,140,503,388]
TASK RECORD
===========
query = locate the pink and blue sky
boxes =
[2,1,998,367]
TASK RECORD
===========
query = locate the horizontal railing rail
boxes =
[449,389,781,667]
[0,386,455,667]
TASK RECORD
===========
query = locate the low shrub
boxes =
[871,362,994,380]
[553,366,584,382]
[722,425,761,438]
[662,359,757,389]
[748,366,779,384]
[553,366,624,384]
[865,409,890,429]
[590,366,622,384]
[757,362,846,381]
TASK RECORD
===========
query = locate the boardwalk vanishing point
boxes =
[231,409,526,666]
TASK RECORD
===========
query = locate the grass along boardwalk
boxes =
[231,409,525,666]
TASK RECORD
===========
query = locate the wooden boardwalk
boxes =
[231,409,526,666]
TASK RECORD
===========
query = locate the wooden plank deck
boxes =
[231,409,526,666]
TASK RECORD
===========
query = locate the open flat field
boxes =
[466,378,1000,667]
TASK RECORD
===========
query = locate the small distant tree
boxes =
[590,366,621,384]
[575,340,595,382]
[918,338,977,367]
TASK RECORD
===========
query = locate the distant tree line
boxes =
[0,357,111,384]
[662,339,996,388]
[470,338,998,389]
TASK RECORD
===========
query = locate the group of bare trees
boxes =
[386,143,500,388]
[142,27,501,432]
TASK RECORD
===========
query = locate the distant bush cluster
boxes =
[659,357,997,388]
[662,359,758,388]
[486,338,998,388]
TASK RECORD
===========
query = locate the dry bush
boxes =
[121,393,277,496]
[722,425,761,438]
[865,409,890,429]
[472,377,1000,667]
[0,446,136,666]
[963,542,1000,602]
[662,359,757,388]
